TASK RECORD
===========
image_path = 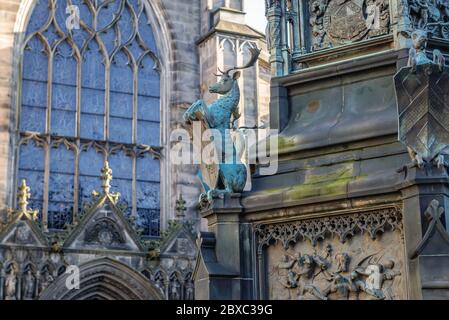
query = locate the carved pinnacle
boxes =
[18,179,31,214]
[175,193,187,218]
[101,161,113,194]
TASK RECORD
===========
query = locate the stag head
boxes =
[209,47,261,94]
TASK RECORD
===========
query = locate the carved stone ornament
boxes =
[394,30,449,168]
[258,207,405,300]
[268,244,402,300]
[408,0,449,38]
[265,0,282,52]
[255,207,403,250]
[84,218,126,246]
[309,0,390,50]
[0,247,67,300]
[4,265,18,300]
[3,180,40,226]
[411,199,449,258]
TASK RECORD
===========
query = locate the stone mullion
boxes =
[132,63,138,145]
[46,48,53,136]
[42,31,54,231]
[42,135,50,231]
[75,42,82,139]
[72,139,81,224]
[280,0,291,74]
[132,152,137,218]
[73,34,82,223]
[104,41,111,142]
[11,137,20,210]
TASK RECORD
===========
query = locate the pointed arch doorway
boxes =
[39,258,164,300]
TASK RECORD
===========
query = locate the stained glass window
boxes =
[17,0,161,236]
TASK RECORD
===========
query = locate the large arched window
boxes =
[16,0,161,236]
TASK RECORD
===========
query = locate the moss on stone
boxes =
[277,136,296,151]
[286,177,353,200]
[259,163,368,201]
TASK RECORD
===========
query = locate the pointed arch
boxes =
[39,257,163,300]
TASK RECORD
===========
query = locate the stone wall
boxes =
[0,0,21,214]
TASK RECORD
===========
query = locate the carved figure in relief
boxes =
[23,269,36,300]
[408,30,433,68]
[438,0,449,19]
[272,245,402,300]
[365,0,390,34]
[377,0,390,30]
[169,278,181,300]
[154,273,164,292]
[366,0,379,30]
[309,0,329,50]
[335,252,350,273]
[420,0,449,39]
[322,273,356,299]
[4,266,17,300]
[353,260,401,299]
[409,0,429,28]
[296,254,330,300]
[428,0,442,22]
[278,254,298,288]
[39,269,54,293]
[185,279,194,300]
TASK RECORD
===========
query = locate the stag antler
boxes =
[219,47,261,76]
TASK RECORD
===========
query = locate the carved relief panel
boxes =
[407,0,449,39]
[256,207,406,300]
[308,0,391,51]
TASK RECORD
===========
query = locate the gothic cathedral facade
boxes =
[0,0,268,300]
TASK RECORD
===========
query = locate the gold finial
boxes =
[101,161,113,194]
[8,179,39,222]
[18,180,31,214]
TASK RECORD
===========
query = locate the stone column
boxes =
[195,193,254,299]
[269,80,288,131]
[266,5,285,76]
[399,165,449,299]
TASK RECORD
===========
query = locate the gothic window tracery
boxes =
[17,0,161,236]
